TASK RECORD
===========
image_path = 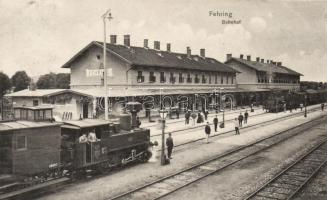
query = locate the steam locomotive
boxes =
[0,102,151,187]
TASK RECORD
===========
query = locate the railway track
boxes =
[244,137,327,200]
[107,114,327,200]
[0,106,323,200]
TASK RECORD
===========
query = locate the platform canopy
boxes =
[71,87,267,98]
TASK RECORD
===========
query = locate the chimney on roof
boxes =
[110,35,117,44]
[143,39,148,48]
[123,35,130,46]
[167,43,171,52]
[247,55,251,61]
[154,41,160,50]
[261,59,264,63]
[226,53,232,61]
[200,49,206,58]
[240,54,244,59]
[187,47,191,58]
[277,62,282,66]
[256,57,260,62]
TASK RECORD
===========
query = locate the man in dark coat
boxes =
[238,113,244,127]
[205,122,211,143]
[166,133,174,159]
[244,110,249,124]
[185,111,190,124]
[213,115,219,132]
[322,103,325,111]
[204,110,209,120]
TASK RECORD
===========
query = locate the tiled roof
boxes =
[226,58,302,76]
[62,41,237,73]
[5,89,93,98]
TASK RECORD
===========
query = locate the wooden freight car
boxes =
[0,106,62,178]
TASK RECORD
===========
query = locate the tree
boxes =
[36,72,70,89]
[0,72,11,97]
[56,73,70,89]
[11,71,31,92]
[36,73,57,89]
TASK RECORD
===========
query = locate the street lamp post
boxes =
[304,95,307,117]
[102,9,113,120]
[159,110,168,165]
[220,88,225,128]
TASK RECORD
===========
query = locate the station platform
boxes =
[37,104,327,200]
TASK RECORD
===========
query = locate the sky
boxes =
[0,0,326,81]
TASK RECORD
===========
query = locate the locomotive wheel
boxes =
[141,150,152,162]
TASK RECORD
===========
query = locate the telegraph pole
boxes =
[102,9,113,120]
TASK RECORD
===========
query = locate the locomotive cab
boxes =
[60,104,151,172]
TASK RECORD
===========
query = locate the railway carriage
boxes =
[0,103,151,189]
[0,106,62,179]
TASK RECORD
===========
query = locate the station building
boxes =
[225,54,301,90]
[61,35,240,116]
[225,54,302,106]
[5,89,95,121]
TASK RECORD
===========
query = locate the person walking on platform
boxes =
[300,103,303,111]
[204,110,209,121]
[197,112,204,123]
[234,118,240,135]
[166,133,174,159]
[213,115,219,132]
[322,103,325,111]
[205,122,211,143]
[244,110,249,124]
[185,111,190,124]
[238,113,244,127]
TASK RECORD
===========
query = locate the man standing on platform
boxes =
[244,110,249,124]
[185,110,190,124]
[234,118,240,135]
[166,133,174,159]
[205,122,211,143]
[238,113,244,127]
[322,103,325,111]
[213,115,219,132]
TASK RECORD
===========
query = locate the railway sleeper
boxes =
[256,190,288,200]
[275,178,302,186]
[262,185,294,195]
[285,171,311,178]
[280,174,308,182]
[270,182,298,190]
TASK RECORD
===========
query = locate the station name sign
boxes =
[86,68,113,77]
